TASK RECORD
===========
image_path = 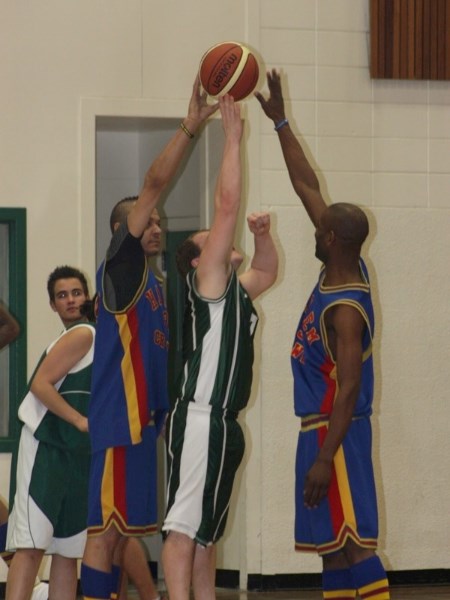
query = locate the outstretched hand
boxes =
[187,75,219,126]
[219,94,243,143]
[254,68,286,124]
[247,212,271,237]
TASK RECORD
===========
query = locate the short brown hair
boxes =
[47,266,89,302]
[175,231,208,279]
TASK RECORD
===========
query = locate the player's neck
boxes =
[322,259,362,287]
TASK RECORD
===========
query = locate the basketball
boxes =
[199,41,259,102]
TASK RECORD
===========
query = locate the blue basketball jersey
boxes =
[291,259,374,417]
[89,233,169,452]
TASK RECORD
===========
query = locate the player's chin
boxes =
[144,245,160,257]
[66,311,82,322]
[142,239,160,254]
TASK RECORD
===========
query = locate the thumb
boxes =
[254,91,265,106]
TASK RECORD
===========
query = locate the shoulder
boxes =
[106,223,142,263]
[49,323,95,353]
[64,323,95,340]
[190,268,236,304]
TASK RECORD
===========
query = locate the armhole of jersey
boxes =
[43,323,96,374]
[102,257,148,314]
[320,300,373,363]
[189,268,235,304]
[320,306,335,363]
[46,322,94,353]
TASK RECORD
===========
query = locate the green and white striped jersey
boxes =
[177,269,258,413]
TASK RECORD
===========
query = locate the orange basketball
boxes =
[199,41,259,102]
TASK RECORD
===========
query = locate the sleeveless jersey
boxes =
[291,259,374,417]
[18,322,95,452]
[177,269,258,413]
[89,247,169,452]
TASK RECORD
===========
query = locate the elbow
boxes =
[216,192,240,219]
[261,265,278,293]
[268,262,279,288]
[220,187,240,210]
[143,170,167,195]
[30,379,42,396]
[11,322,20,340]
[30,381,41,400]
[4,322,20,345]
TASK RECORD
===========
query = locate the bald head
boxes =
[325,203,369,248]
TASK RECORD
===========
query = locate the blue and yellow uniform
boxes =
[87,223,169,536]
[292,258,379,555]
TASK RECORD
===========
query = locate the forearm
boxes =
[129,122,199,238]
[30,381,87,431]
[250,232,278,282]
[215,137,241,215]
[317,387,359,464]
[142,104,208,196]
[142,127,194,194]
[277,124,325,225]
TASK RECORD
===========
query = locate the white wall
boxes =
[0,0,449,587]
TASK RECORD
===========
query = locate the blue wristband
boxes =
[274,118,288,131]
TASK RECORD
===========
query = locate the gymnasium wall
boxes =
[0,0,448,586]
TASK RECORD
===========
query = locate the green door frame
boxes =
[0,208,27,452]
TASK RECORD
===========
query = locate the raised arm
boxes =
[0,303,20,350]
[239,212,278,300]
[30,327,94,433]
[255,69,327,227]
[195,94,244,299]
[128,75,219,238]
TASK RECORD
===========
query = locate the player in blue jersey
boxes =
[256,71,390,600]
[161,95,278,600]
[80,76,219,600]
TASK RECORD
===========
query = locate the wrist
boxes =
[180,121,194,139]
[316,451,334,464]
[274,117,289,131]
[183,116,201,134]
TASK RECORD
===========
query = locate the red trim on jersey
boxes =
[320,355,337,413]
[127,306,150,427]
[318,425,344,538]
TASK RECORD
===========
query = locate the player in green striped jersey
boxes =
[162,95,278,600]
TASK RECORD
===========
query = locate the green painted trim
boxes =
[0,208,27,452]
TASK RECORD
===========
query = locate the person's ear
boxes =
[327,230,336,244]
[50,300,57,313]
[191,256,200,269]
[113,222,120,232]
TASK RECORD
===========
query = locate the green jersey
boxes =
[178,269,258,413]
[19,323,95,452]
